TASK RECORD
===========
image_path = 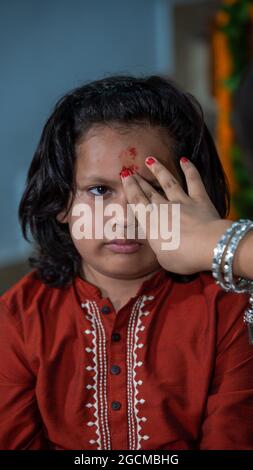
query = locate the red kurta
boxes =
[0,268,253,450]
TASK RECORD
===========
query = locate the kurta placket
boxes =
[77,269,166,450]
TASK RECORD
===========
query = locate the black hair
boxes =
[19,74,230,287]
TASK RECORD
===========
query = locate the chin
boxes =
[100,261,158,278]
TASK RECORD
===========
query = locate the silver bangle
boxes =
[212,218,253,345]
[223,220,253,293]
[212,219,245,290]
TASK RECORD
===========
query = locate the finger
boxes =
[179,157,211,201]
[120,169,151,207]
[145,156,189,203]
[120,169,154,240]
[132,171,166,202]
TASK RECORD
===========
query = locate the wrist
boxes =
[200,219,234,272]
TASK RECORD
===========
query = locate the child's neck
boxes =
[80,265,161,313]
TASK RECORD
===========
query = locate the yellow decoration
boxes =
[216,12,230,27]
[212,26,238,219]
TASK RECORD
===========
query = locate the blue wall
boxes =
[0,0,174,264]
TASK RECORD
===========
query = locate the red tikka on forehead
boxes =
[118,146,138,163]
[129,147,137,157]
[118,147,139,177]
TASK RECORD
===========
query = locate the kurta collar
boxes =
[74,267,170,301]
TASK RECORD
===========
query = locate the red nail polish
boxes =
[120,168,132,178]
[180,157,189,163]
[145,156,156,166]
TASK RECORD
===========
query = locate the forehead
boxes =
[75,124,178,182]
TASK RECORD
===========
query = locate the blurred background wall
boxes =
[0,0,252,293]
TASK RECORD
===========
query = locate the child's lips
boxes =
[105,239,141,245]
[105,239,142,253]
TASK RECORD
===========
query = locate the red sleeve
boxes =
[0,298,50,449]
[198,289,253,449]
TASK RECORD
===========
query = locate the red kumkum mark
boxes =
[118,148,140,176]
[129,147,137,158]
[129,164,139,173]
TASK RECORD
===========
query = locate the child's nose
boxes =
[110,191,136,234]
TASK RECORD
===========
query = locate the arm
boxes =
[0,299,50,449]
[198,290,253,449]
[203,219,253,280]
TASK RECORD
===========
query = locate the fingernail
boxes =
[180,157,189,163]
[120,168,132,178]
[145,156,156,166]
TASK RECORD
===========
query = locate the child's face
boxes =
[60,124,182,280]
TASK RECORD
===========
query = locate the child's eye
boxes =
[87,184,165,198]
[88,185,112,197]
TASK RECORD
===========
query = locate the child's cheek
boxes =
[69,197,110,244]
[75,189,87,200]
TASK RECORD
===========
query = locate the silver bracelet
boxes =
[223,220,253,293]
[212,218,253,344]
[212,219,246,291]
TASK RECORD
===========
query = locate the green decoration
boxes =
[218,0,253,217]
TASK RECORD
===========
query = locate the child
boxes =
[0,75,253,450]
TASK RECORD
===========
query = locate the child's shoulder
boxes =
[183,271,250,324]
[176,270,224,297]
[0,269,67,317]
[198,271,250,332]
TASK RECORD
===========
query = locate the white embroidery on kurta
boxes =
[81,300,111,450]
[81,294,154,450]
[126,295,154,450]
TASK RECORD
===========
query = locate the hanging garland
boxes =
[213,0,253,218]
